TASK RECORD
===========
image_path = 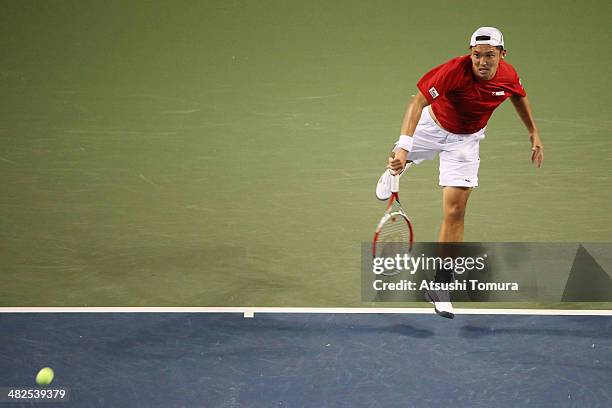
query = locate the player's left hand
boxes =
[530,134,543,168]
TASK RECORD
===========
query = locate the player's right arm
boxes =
[389,91,429,174]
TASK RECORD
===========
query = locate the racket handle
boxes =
[391,173,400,193]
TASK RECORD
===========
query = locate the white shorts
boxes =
[394,107,485,188]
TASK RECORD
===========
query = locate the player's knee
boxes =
[444,202,466,222]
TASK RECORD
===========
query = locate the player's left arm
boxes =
[510,95,543,168]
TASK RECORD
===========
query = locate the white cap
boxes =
[470,27,504,48]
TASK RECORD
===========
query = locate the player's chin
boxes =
[476,70,490,79]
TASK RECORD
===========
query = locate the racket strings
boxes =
[375,213,412,264]
[378,213,412,243]
[375,214,412,276]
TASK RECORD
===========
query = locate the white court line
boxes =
[0,307,610,316]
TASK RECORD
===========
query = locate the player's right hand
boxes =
[530,134,544,168]
[388,149,408,175]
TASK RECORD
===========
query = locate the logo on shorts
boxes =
[464,179,472,183]
[492,90,505,96]
[429,87,439,99]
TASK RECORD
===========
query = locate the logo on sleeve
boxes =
[492,91,505,96]
[428,87,439,99]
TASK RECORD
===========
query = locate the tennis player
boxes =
[376,27,544,318]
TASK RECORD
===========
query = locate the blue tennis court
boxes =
[1,312,610,407]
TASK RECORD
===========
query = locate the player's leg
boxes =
[427,132,482,318]
[437,131,483,240]
[426,186,471,319]
[438,186,472,242]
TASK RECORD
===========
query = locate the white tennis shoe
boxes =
[425,289,455,319]
[376,164,409,200]
[375,169,394,200]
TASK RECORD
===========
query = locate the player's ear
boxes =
[501,49,507,59]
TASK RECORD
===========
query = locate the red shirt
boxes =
[417,55,526,134]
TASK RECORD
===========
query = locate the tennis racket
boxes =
[372,171,414,275]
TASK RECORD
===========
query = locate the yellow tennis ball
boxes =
[35,367,54,386]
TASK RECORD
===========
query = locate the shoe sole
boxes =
[375,183,391,200]
[424,292,455,319]
[375,179,392,201]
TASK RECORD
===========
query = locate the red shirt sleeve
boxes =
[510,73,527,98]
[504,62,527,97]
[417,56,466,104]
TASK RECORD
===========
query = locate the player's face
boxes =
[470,45,506,80]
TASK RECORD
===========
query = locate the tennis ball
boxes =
[35,367,54,386]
